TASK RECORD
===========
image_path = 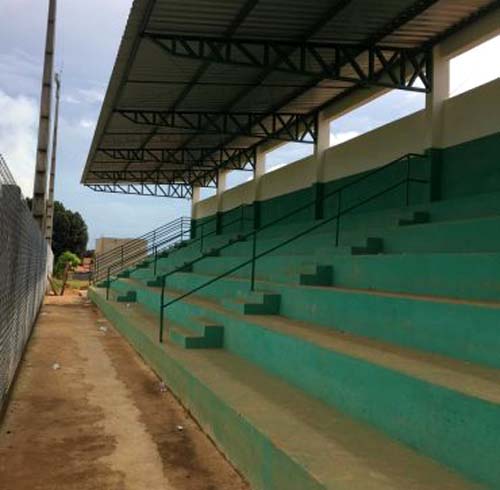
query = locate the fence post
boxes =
[180,219,184,240]
[250,231,257,291]
[159,275,166,343]
[335,190,342,247]
[106,267,111,300]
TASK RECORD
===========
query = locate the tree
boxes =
[54,251,81,278]
[52,201,88,260]
[26,198,89,260]
[54,251,81,295]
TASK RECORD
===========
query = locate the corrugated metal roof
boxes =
[82,0,499,192]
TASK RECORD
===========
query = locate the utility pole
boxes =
[45,72,61,245]
[32,0,57,230]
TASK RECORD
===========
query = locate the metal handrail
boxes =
[157,152,430,341]
[95,216,189,264]
[101,207,253,295]
[94,217,192,284]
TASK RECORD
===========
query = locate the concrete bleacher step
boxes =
[145,276,162,287]
[222,291,281,315]
[350,236,384,255]
[202,247,220,257]
[191,251,500,302]
[133,266,500,369]
[123,263,500,369]
[398,211,430,226]
[116,290,136,303]
[168,323,224,349]
[89,289,486,490]
[133,264,500,369]
[299,265,334,286]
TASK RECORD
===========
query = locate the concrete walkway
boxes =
[0,293,248,490]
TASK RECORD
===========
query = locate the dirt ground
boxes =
[0,291,249,490]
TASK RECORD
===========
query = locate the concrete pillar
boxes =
[425,45,450,201]
[32,0,57,231]
[314,111,330,163]
[191,185,200,218]
[253,148,266,229]
[314,111,330,219]
[215,170,227,234]
[425,45,450,149]
[190,185,200,238]
[45,73,61,245]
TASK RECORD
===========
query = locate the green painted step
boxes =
[89,288,486,490]
[121,268,500,369]
[202,248,220,257]
[117,270,131,278]
[350,236,384,255]
[116,290,137,303]
[168,321,224,349]
[104,280,500,486]
[398,211,431,226]
[223,291,281,315]
[191,252,500,302]
[299,265,333,286]
[151,267,500,369]
[146,277,163,287]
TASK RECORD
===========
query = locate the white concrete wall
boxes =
[194,76,500,219]
[195,79,500,219]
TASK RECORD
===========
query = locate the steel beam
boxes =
[145,34,432,92]
[96,147,256,171]
[85,182,193,198]
[116,110,316,143]
[89,167,218,187]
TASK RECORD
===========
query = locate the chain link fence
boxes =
[0,153,52,410]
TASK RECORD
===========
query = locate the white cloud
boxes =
[79,118,95,130]
[78,87,105,104]
[0,50,41,97]
[0,89,37,196]
[62,94,80,104]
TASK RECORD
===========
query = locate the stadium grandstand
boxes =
[83,1,500,489]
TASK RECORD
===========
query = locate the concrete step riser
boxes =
[191,253,500,302]
[126,272,500,368]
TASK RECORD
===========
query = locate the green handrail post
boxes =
[154,246,158,276]
[406,155,411,206]
[159,275,166,343]
[335,190,342,247]
[250,230,257,291]
[200,222,204,252]
[106,267,111,300]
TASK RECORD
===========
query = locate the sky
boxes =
[1,0,499,248]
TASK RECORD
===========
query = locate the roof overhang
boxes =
[82,0,500,198]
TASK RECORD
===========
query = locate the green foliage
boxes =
[54,251,81,278]
[25,198,89,260]
[52,201,88,260]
